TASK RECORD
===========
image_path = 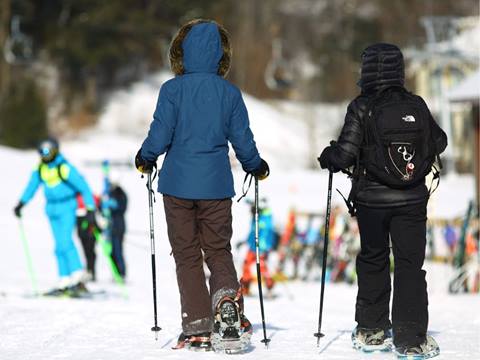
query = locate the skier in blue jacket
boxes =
[135,19,269,351]
[240,202,276,295]
[14,138,97,295]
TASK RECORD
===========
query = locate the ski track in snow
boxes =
[1,141,479,360]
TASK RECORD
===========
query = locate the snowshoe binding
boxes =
[172,332,212,352]
[211,297,252,354]
[393,335,440,359]
[351,326,392,353]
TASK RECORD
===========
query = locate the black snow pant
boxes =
[355,202,428,347]
[163,195,241,336]
[110,217,126,278]
[77,216,96,278]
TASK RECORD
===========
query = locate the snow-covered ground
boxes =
[1,75,478,358]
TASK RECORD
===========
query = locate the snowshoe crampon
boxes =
[351,326,392,353]
[211,298,252,354]
[393,335,440,359]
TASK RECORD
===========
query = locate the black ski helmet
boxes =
[38,137,59,163]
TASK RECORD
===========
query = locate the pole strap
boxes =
[237,172,254,203]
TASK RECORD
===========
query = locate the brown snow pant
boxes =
[163,195,241,335]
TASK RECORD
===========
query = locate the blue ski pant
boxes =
[48,210,83,277]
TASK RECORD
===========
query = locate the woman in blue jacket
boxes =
[135,19,269,351]
[14,138,96,294]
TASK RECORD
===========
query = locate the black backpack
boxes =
[361,87,440,188]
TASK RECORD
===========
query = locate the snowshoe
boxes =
[172,332,212,351]
[351,326,392,353]
[393,335,440,359]
[211,297,252,354]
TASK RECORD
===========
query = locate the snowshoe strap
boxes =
[217,288,242,313]
[217,296,240,311]
[234,286,243,303]
[188,336,211,342]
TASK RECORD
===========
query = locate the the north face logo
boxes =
[402,115,416,122]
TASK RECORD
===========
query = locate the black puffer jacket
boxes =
[328,43,447,208]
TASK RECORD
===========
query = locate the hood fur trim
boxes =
[169,19,231,77]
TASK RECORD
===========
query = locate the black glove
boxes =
[86,210,99,231]
[319,146,333,169]
[14,201,24,218]
[135,149,155,174]
[251,159,270,180]
[318,142,341,173]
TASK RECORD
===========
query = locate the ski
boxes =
[26,285,108,299]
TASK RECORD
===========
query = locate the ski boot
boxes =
[43,277,71,297]
[393,335,440,359]
[65,282,89,298]
[351,326,393,353]
[211,297,252,353]
[172,332,212,351]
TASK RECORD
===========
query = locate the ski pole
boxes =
[314,170,333,346]
[254,177,271,348]
[18,218,38,295]
[91,227,128,298]
[147,171,161,339]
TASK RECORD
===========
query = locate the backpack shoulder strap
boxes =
[56,161,81,194]
[38,163,43,180]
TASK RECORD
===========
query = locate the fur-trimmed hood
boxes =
[358,43,405,92]
[169,19,231,77]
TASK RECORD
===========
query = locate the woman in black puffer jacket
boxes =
[319,43,446,358]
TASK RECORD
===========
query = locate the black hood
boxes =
[358,43,405,92]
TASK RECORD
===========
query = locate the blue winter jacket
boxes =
[20,154,95,217]
[141,23,261,199]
